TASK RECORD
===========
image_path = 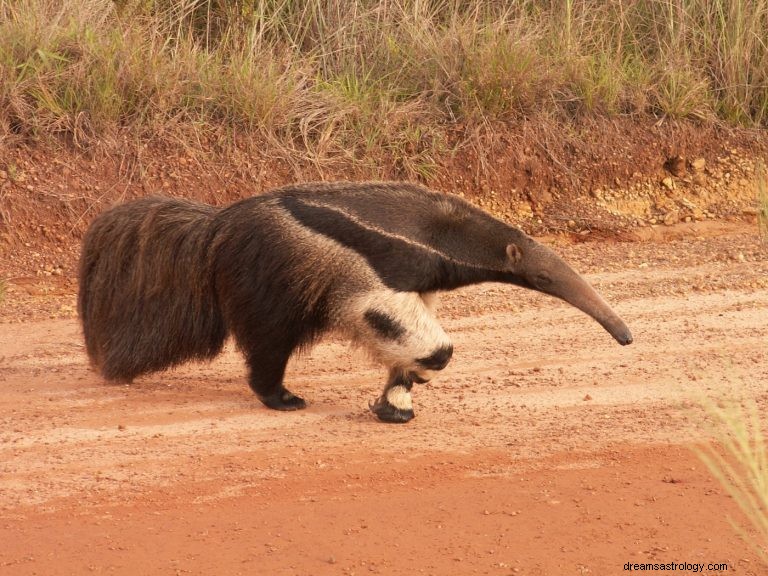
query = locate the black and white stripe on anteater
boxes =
[78,181,633,423]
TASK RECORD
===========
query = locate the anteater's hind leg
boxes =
[245,341,306,411]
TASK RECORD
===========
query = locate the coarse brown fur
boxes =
[78,197,226,381]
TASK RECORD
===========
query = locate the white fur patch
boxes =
[386,385,413,410]
[420,291,440,314]
[345,290,452,372]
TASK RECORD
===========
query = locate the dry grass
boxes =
[698,397,768,564]
[758,162,768,240]
[0,0,767,176]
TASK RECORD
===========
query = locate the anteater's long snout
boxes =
[526,244,634,346]
[557,274,633,346]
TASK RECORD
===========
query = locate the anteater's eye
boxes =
[535,273,552,287]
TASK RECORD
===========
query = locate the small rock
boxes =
[664,155,686,177]
[583,394,593,401]
[527,188,553,207]
[691,158,706,171]
[661,177,674,191]
[662,475,682,484]
[663,211,680,225]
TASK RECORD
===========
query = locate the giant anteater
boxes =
[78,181,632,423]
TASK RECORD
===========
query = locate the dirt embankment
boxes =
[1,118,766,280]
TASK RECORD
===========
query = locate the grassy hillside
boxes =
[1,0,767,177]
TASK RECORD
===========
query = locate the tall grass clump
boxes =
[0,1,767,175]
[758,162,768,240]
[698,397,768,564]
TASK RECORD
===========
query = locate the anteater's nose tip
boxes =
[617,331,633,346]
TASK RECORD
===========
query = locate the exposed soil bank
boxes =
[1,119,766,279]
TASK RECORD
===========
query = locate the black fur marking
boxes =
[410,372,430,384]
[417,344,454,371]
[278,195,513,292]
[388,369,414,391]
[364,309,405,341]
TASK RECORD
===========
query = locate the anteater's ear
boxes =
[505,243,523,266]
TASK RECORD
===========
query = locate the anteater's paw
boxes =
[369,396,415,424]
[260,389,307,411]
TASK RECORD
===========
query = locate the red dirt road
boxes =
[1,223,767,575]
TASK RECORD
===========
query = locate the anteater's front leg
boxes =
[369,368,416,423]
[359,291,453,423]
[368,344,454,423]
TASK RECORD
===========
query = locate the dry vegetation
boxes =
[1,0,767,177]
[696,171,768,564]
[699,397,768,564]
[759,163,768,238]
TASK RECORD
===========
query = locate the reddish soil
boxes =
[2,220,767,575]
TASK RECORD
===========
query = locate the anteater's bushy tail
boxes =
[78,197,227,381]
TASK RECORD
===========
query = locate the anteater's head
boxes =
[504,235,633,346]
